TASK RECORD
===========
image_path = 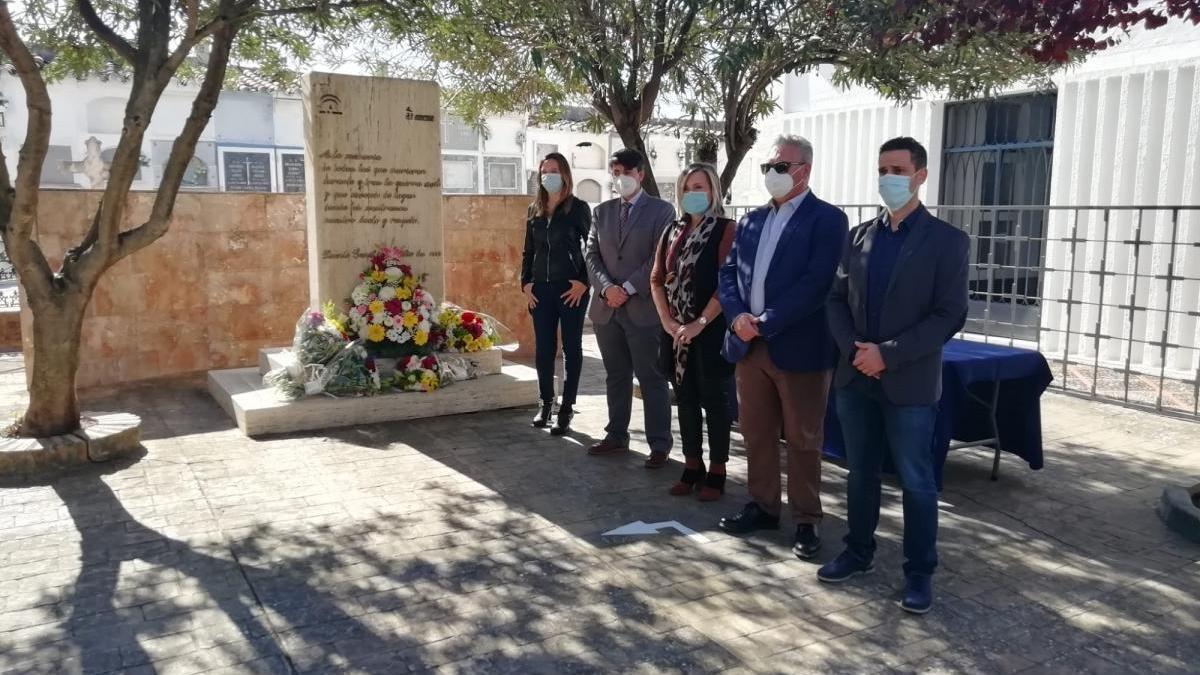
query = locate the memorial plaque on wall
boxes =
[280,153,305,193]
[223,151,272,192]
[302,73,443,307]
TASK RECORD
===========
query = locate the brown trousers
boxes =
[736,341,832,524]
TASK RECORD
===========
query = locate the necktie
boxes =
[619,201,631,240]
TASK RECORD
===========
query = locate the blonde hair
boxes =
[534,152,574,217]
[675,163,726,218]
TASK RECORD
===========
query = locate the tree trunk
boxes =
[20,294,85,437]
[720,138,753,196]
[614,122,660,197]
[720,120,757,196]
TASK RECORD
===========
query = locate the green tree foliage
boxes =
[420,0,1200,195]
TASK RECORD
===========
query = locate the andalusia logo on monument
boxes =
[318,93,343,116]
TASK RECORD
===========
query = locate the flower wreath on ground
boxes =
[346,246,445,358]
[266,246,503,399]
[437,304,500,353]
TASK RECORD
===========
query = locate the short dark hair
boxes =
[879,137,928,170]
[609,148,645,172]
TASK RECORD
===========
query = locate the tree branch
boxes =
[0,1,56,296]
[76,0,138,62]
[115,22,237,262]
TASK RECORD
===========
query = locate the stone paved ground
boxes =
[0,338,1198,675]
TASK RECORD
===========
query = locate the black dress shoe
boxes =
[550,404,574,436]
[531,400,553,428]
[718,502,780,534]
[792,524,822,559]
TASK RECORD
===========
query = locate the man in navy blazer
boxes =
[818,137,969,615]
[716,135,847,560]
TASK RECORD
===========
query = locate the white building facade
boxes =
[745,20,1200,410]
[0,75,728,207]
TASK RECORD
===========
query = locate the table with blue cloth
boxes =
[729,339,1053,489]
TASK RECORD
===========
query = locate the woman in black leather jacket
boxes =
[521,152,591,434]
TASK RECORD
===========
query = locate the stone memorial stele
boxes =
[302,72,444,310]
[206,73,537,436]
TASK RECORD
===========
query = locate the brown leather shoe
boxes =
[644,451,669,469]
[587,439,629,455]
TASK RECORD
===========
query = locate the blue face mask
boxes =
[681,190,710,216]
[541,173,564,194]
[878,174,914,212]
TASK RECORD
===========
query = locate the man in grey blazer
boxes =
[584,148,676,467]
[819,137,969,615]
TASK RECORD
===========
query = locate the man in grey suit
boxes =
[585,148,676,467]
[818,137,969,615]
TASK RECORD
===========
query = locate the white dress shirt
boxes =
[748,189,809,315]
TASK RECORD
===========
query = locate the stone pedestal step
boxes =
[208,362,538,436]
[257,346,504,378]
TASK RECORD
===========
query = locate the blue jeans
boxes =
[836,378,939,576]
[529,281,589,405]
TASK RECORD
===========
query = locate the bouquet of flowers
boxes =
[345,246,443,357]
[319,340,374,397]
[395,354,442,392]
[294,308,347,364]
[437,304,499,353]
[264,307,351,399]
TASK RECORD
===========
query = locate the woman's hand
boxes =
[560,280,588,308]
[523,283,538,309]
[661,318,682,336]
[675,321,703,346]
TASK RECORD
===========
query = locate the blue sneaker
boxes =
[816,550,874,583]
[899,574,933,614]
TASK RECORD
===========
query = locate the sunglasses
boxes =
[760,161,807,175]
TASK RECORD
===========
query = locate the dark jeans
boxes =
[529,281,589,406]
[836,377,939,576]
[673,345,732,465]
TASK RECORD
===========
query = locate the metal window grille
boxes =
[727,202,1200,420]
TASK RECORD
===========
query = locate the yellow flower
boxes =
[479,337,493,350]
[366,324,386,342]
[368,300,385,316]
[403,276,417,290]
[414,330,429,346]
[370,270,387,282]
[403,312,419,329]
[396,287,412,300]
[420,372,439,391]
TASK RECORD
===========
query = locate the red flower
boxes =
[461,311,477,324]
[385,299,404,315]
[466,323,484,339]
[401,265,413,276]
[421,356,438,370]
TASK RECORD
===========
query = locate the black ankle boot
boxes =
[550,404,574,435]
[531,400,553,428]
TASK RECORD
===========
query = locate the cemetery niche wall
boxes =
[206,74,536,436]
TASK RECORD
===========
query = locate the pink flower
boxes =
[356,304,368,315]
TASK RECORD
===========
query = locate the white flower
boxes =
[383,316,394,327]
[386,329,402,342]
[385,266,402,278]
[402,301,411,311]
[418,320,431,334]
[358,326,369,339]
[379,285,396,301]
[398,331,412,343]
[351,287,369,306]
[371,312,385,325]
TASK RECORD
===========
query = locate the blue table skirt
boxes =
[728,340,1053,488]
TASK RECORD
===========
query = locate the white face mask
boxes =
[764,169,795,200]
[615,174,640,198]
